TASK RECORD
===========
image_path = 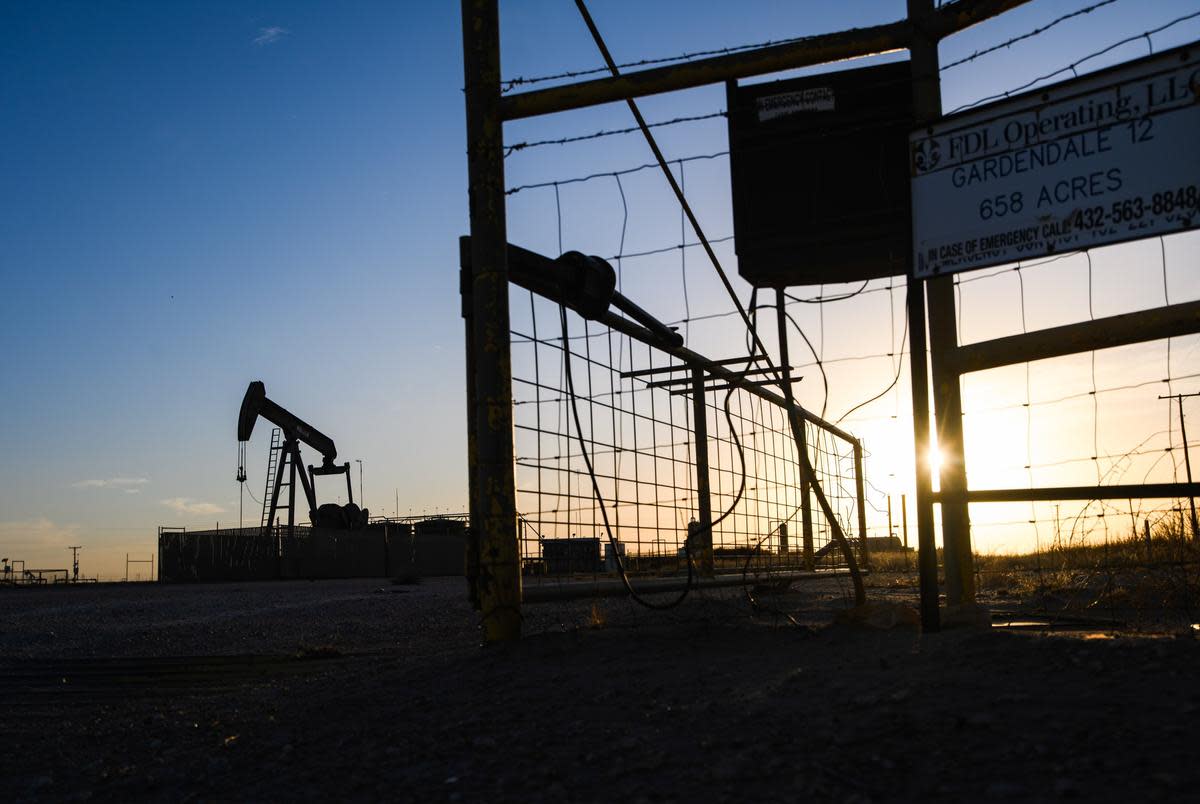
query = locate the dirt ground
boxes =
[1,576,1197,802]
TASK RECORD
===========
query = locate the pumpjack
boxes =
[237,381,369,534]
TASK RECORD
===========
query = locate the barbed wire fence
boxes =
[496,0,1200,628]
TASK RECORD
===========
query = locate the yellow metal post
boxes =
[462,0,521,640]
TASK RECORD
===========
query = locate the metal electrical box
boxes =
[727,60,913,287]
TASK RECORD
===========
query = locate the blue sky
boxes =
[2,1,1198,578]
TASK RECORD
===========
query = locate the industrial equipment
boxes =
[236,381,368,535]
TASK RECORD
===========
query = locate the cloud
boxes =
[73,477,149,490]
[160,498,226,516]
[0,518,81,550]
[254,26,289,46]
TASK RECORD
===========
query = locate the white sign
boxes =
[910,44,1200,278]
[757,87,834,121]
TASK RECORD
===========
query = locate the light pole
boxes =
[355,459,364,512]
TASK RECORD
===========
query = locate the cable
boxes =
[573,0,869,608]
[784,311,828,420]
[572,0,774,374]
[559,304,753,609]
[835,288,910,424]
[785,281,870,305]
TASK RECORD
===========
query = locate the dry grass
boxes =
[864,520,1200,625]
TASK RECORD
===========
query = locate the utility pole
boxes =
[68,546,81,582]
[1159,391,1200,539]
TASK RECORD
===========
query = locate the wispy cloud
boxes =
[254,26,289,46]
[0,518,81,550]
[73,476,149,490]
[161,498,226,516]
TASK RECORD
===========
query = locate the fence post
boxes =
[691,368,715,576]
[462,0,521,640]
[775,289,815,569]
[906,0,946,632]
[909,0,974,606]
[854,441,870,570]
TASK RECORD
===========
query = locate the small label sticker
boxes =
[757,87,835,121]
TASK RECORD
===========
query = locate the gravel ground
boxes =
[2,577,1198,802]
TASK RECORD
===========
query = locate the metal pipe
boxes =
[1177,395,1199,539]
[854,442,870,570]
[937,483,1200,503]
[691,368,715,577]
[499,0,1033,121]
[928,274,974,604]
[905,0,941,632]
[597,305,859,443]
[522,569,855,602]
[954,300,1200,375]
[775,289,814,570]
[646,364,794,388]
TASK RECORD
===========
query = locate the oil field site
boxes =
[3,0,1200,801]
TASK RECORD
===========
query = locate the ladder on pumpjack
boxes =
[260,428,283,532]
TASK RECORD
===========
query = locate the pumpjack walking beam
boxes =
[462,0,522,641]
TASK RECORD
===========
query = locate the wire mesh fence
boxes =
[490,0,1200,631]
[509,282,868,599]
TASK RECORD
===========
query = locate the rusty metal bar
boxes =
[499,0,1032,121]
[691,367,715,577]
[928,273,975,605]
[502,21,907,121]
[475,236,859,445]
[668,378,802,395]
[775,290,814,571]
[522,569,855,602]
[620,356,768,379]
[462,0,521,641]
[953,300,1200,375]
[646,364,795,389]
[934,483,1200,503]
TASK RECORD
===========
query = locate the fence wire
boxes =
[510,289,866,596]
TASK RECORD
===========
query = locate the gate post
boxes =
[462,0,521,640]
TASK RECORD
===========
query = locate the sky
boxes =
[2,1,1198,579]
